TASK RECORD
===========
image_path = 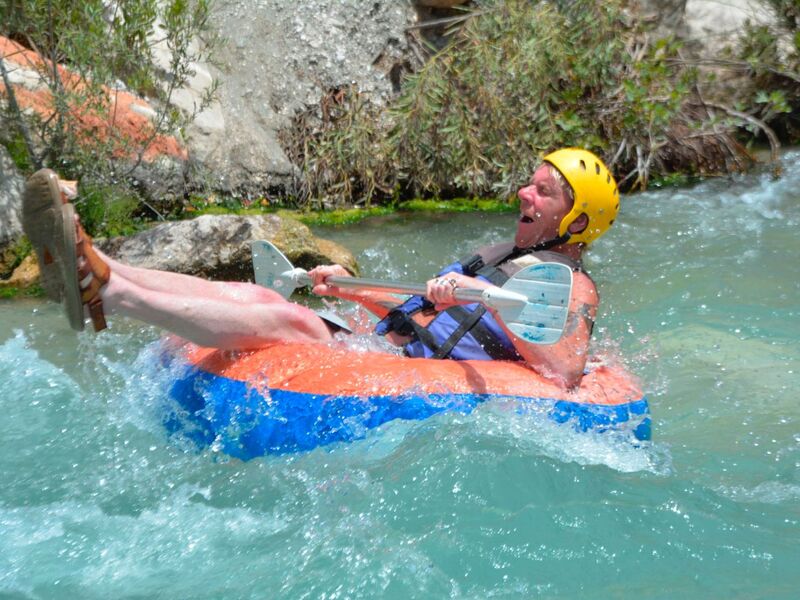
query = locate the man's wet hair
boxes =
[547,164,575,205]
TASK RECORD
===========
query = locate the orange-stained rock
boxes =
[0,36,186,162]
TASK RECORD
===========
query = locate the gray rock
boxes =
[180,0,418,196]
[128,156,188,215]
[0,147,25,274]
[684,0,776,56]
[638,0,689,36]
[638,1,777,56]
[95,213,357,281]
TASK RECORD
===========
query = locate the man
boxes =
[22,148,618,388]
[311,148,618,387]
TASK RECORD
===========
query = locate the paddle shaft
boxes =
[251,240,572,344]
[289,270,522,307]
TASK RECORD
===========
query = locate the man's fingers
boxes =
[434,277,458,302]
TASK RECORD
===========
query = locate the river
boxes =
[1,152,798,598]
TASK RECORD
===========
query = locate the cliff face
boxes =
[178,0,419,196]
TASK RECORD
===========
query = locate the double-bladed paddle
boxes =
[251,240,573,345]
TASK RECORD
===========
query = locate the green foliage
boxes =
[735,5,800,141]
[291,206,396,227]
[398,197,515,214]
[289,198,512,226]
[1,235,33,279]
[74,181,144,237]
[649,172,702,189]
[11,236,32,264]
[185,192,277,216]
[390,0,615,196]
[2,133,33,171]
[282,87,396,208]
[0,283,43,299]
[179,196,511,227]
[286,0,707,205]
[0,0,220,232]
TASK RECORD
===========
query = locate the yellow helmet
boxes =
[543,148,619,245]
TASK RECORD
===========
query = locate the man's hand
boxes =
[308,264,352,299]
[425,271,490,311]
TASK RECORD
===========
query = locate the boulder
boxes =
[0,254,38,291]
[0,146,25,277]
[684,0,776,56]
[95,214,358,282]
[637,1,778,56]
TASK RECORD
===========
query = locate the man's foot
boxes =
[72,207,111,332]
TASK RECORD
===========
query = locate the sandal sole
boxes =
[61,203,85,331]
[22,169,66,302]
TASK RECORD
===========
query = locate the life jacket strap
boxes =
[407,313,444,354]
[460,253,486,277]
[430,306,487,359]
[474,264,509,285]
[384,307,420,337]
[460,234,573,278]
[429,306,520,361]
[383,305,445,354]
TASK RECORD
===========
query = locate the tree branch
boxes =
[694,101,780,162]
[0,56,41,170]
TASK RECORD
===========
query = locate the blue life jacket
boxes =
[374,244,585,361]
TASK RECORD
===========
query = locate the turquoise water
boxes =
[1,153,799,598]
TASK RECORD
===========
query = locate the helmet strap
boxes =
[512,232,571,255]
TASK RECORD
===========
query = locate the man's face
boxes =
[514,165,572,248]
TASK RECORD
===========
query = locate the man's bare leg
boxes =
[25,172,328,346]
[94,248,284,305]
[100,272,333,349]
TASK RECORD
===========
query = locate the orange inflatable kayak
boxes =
[164,341,650,460]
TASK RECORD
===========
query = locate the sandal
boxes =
[22,169,69,302]
[22,168,111,331]
[72,207,110,332]
[55,203,111,332]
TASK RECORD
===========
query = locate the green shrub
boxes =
[0,236,33,280]
[74,181,143,237]
[734,2,800,143]
[281,87,396,209]
[2,133,34,172]
[285,0,720,206]
[388,0,697,196]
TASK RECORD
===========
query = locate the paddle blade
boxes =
[251,240,298,299]
[497,262,573,345]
